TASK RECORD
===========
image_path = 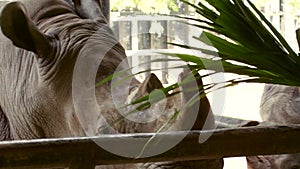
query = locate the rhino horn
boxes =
[72,0,106,22]
[1,2,52,57]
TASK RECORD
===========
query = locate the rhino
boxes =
[247,84,300,169]
[0,0,222,168]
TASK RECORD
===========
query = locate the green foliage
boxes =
[105,0,300,119]
[289,0,300,15]
[111,0,179,14]
[166,0,300,90]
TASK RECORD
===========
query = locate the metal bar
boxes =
[1,125,300,168]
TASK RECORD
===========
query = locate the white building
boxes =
[257,0,300,51]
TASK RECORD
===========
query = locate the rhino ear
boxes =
[0,2,51,57]
[139,74,163,94]
[131,74,163,101]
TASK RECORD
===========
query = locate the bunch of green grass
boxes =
[118,0,300,119]
[166,0,300,89]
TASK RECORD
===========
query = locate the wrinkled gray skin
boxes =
[0,0,222,168]
[247,84,300,169]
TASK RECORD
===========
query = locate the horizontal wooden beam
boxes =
[0,125,300,168]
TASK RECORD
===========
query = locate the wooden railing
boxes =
[1,116,300,169]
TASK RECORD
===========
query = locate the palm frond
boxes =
[99,0,300,128]
[166,0,300,88]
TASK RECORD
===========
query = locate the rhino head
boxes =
[247,84,300,169]
[0,0,129,139]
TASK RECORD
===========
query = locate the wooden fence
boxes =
[1,116,300,169]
